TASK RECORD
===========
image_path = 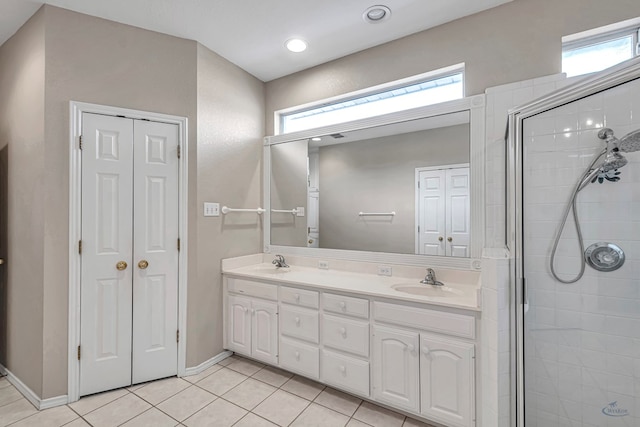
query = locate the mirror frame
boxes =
[264,95,486,270]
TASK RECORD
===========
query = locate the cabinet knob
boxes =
[295,317,300,326]
[295,294,300,301]
[243,307,248,313]
[295,351,300,361]
[407,344,415,353]
[339,301,346,310]
[339,327,347,337]
[448,237,453,242]
[422,346,430,355]
[251,309,255,315]
[339,365,346,374]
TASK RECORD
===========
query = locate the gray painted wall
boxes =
[264,0,640,135]
[319,125,469,254]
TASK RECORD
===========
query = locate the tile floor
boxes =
[0,355,436,427]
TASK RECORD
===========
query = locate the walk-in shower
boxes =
[510,58,640,427]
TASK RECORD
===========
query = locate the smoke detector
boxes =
[363,5,391,23]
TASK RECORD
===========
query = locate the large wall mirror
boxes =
[264,96,485,269]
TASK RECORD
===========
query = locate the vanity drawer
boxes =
[280,337,319,379]
[281,286,319,309]
[323,293,369,319]
[322,314,369,357]
[373,301,475,339]
[227,278,277,301]
[321,350,369,397]
[280,305,319,344]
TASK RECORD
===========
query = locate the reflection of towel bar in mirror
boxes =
[272,208,299,215]
[358,211,396,216]
[221,206,265,215]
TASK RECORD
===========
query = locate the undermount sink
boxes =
[248,266,291,274]
[392,284,463,298]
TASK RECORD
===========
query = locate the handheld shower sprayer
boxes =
[550,127,639,283]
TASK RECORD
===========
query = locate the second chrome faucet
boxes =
[420,268,444,286]
[272,254,289,268]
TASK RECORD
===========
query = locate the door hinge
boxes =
[78,240,82,255]
[77,345,81,360]
[176,330,180,343]
[177,145,181,159]
[79,135,83,150]
[177,238,180,251]
[418,180,420,189]
[418,226,420,233]
[522,277,528,306]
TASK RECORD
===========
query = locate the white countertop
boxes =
[222,262,481,312]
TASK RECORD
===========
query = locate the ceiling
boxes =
[1,0,512,82]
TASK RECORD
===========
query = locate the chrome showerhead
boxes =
[618,129,640,153]
[601,150,628,171]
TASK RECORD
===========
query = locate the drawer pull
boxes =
[339,327,347,337]
[339,365,346,374]
[295,294,300,302]
[295,317,301,326]
[339,301,346,310]
[406,344,415,353]
[295,351,300,361]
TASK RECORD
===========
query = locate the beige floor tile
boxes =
[252,366,293,388]
[156,385,216,421]
[183,364,223,384]
[0,399,38,425]
[281,376,325,401]
[217,355,239,366]
[233,412,278,427]
[120,407,178,427]
[0,377,10,389]
[196,367,247,396]
[314,388,362,417]
[352,401,405,427]
[83,393,152,427]
[10,405,78,427]
[253,390,310,426]
[133,377,190,405]
[68,388,128,416]
[290,402,350,427]
[403,416,437,426]
[183,398,246,427]
[0,385,24,407]
[225,358,265,376]
[222,378,276,410]
[346,420,372,427]
[63,418,91,426]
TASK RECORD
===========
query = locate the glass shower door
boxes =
[521,78,640,427]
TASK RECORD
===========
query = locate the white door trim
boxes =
[68,101,189,403]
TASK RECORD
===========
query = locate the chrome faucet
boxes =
[272,254,289,268]
[420,268,444,286]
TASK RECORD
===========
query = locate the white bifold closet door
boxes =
[80,113,179,397]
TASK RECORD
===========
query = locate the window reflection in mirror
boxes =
[269,111,471,257]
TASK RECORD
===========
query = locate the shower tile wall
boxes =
[523,77,640,427]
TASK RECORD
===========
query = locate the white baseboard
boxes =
[184,350,233,377]
[0,363,68,410]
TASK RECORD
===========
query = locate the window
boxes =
[276,64,464,134]
[562,19,640,78]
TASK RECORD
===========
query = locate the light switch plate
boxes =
[378,265,393,276]
[204,202,220,217]
[318,260,329,270]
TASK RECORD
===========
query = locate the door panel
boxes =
[372,325,420,412]
[80,113,134,396]
[446,168,470,257]
[418,171,445,255]
[132,121,179,384]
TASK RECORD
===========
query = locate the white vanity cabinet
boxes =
[226,279,278,365]
[371,325,420,412]
[223,271,478,427]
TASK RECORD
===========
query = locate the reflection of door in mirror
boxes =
[307,148,319,247]
[416,165,470,257]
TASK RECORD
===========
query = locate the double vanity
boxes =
[222,254,481,427]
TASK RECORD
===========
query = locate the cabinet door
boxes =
[228,295,251,356]
[420,333,475,427]
[372,325,420,412]
[252,299,278,364]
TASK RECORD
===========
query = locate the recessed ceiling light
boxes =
[286,38,307,53]
[363,5,391,23]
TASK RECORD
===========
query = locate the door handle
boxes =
[116,261,128,271]
[438,236,443,242]
[138,260,149,269]
[447,237,453,242]
[0,258,4,265]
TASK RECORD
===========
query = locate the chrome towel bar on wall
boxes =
[221,206,265,215]
[358,211,396,216]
